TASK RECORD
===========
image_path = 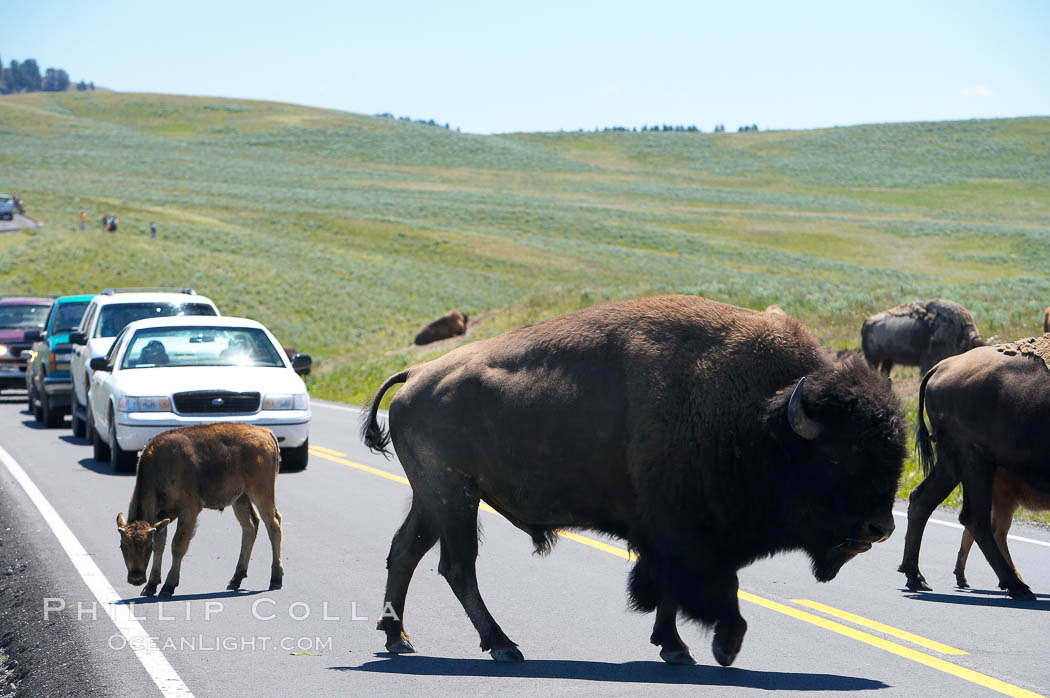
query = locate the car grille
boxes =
[173,391,260,414]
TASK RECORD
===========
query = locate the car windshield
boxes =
[51,301,90,334]
[0,196,11,204]
[95,302,216,338]
[120,327,285,369]
[0,304,50,330]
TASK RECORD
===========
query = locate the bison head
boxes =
[767,359,906,582]
[116,513,171,585]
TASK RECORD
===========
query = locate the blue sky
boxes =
[4,0,1048,134]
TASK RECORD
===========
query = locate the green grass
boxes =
[2,92,1049,518]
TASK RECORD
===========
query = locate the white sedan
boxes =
[88,316,311,473]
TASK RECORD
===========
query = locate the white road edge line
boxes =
[0,444,193,698]
[314,402,1050,551]
[893,509,1050,548]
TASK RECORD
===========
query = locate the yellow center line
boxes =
[309,445,348,457]
[308,447,1043,698]
[793,599,966,655]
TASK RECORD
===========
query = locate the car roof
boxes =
[55,294,94,304]
[89,292,217,307]
[0,297,54,305]
[122,316,268,332]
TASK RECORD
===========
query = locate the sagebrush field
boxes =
[1,92,1048,509]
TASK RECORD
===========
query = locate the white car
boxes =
[87,316,312,473]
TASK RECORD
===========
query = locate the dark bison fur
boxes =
[362,295,907,665]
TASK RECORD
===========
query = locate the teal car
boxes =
[25,294,93,427]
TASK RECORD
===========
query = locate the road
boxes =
[0,214,42,233]
[0,393,1048,697]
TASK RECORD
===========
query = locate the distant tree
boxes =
[19,59,41,91]
[43,67,57,91]
[76,80,87,91]
[7,60,20,92]
[89,81,95,90]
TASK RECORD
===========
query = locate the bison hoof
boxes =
[268,580,283,591]
[712,641,738,667]
[386,637,417,654]
[158,586,176,598]
[659,649,697,665]
[955,577,969,589]
[490,646,525,663]
[226,580,242,591]
[140,584,157,597]
[905,576,932,592]
[1008,585,1036,601]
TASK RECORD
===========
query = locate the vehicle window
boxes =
[0,304,50,330]
[50,302,90,334]
[94,302,218,338]
[107,328,129,364]
[80,303,98,334]
[0,196,11,204]
[121,327,284,369]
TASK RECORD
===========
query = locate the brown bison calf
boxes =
[954,468,1050,589]
[413,310,468,345]
[116,423,284,597]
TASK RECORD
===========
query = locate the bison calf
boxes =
[116,423,284,597]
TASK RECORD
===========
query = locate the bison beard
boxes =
[362,295,906,666]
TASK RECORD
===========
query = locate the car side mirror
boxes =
[89,356,111,372]
[23,329,43,343]
[69,331,87,345]
[291,353,312,377]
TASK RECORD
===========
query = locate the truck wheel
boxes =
[91,414,110,463]
[30,386,43,422]
[42,391,64,428]
[280,439,309,471]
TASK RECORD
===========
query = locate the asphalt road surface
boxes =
[0,393,1048,697]
[0,214,42,233]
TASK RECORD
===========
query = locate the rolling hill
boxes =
[1,92,1049,506]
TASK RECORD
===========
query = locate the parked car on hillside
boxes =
[24,294,93,426]
[0,297,54,394]
[0,195,15,221]
[87,316,311,472]
[69,288,219,441]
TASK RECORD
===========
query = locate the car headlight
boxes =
[120,396,172,412]
[0,345,7,357]
[262,393,309,410]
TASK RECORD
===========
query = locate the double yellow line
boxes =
[308,444,1043,698]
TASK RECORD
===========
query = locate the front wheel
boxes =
[42,391,63,428]
[109,419,137,473]
[280,439,309,471]
[91,413,110,463]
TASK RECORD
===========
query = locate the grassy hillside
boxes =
[1,92,1049,510]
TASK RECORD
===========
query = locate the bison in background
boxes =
[901,334,1050,600]
[116,423,284,597]
[414,310,468,345]
[861,298,983,375]
[1043,306,1049,333]
[363,295,906,666]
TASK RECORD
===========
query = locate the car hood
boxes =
[0,328,37,342]
[111,366,307,397]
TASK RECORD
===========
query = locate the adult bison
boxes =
[861,299,983,375]
[900,334,1050,600]
[116,423,284,597]
[413,310,468,345]
[362,295,906,666]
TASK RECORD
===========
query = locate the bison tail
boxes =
[915,366,937,477]
[360,370,410,457]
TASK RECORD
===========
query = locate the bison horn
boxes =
[787,377,823,440]
[116,512,127,530]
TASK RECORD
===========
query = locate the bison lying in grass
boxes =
[413,310,468,345]
[116,423,284,597]
[363,295,906,666]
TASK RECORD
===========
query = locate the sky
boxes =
[4,0,1049,134]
